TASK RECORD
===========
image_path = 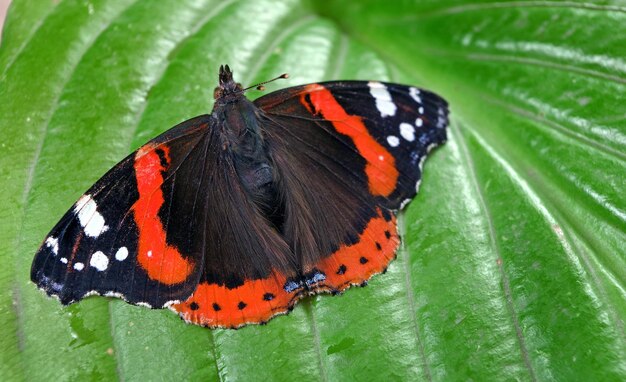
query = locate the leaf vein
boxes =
[452,123,538,382]
[466,125,626,350]
[306,301,330,382]
[380,1,626,22]
[398,216,433,381]
[242,15,317,86]
[0,1,59,78]
[439,51,626,85]
[477,92,626,162]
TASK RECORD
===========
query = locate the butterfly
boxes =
[31,65,449,328]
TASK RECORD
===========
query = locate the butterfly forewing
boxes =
[31,116,212,307]
[256,81,448,209]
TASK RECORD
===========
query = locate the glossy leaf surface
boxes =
[1,0,624,380]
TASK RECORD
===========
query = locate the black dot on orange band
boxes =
[190,302,199,311]
[375,242,382,251]
[263,293,275,301]
[212,303,221,311]
[360,257,368,264]
[337,264,347,275]
[384,230,391,239]
[238,301,247,310]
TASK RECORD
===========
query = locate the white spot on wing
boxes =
[409,87,422,104]
[115,247,129,261]
[387,135,400,147]
[399,123,415,141]
[74,262,85,271]
[60,257,68,264]
[147,250,152,258]
[74,195,109,238]
[368,82,396,117]
[104,291,125,299]
[400,198,412,209]
[415,117,423,127]
[415,143,436,194]
[45,237,59,255]
[90,251,109,271]
[378,155,384,161]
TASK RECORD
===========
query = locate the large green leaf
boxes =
[1,0,624,380]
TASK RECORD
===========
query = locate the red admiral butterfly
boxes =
[31,65,449,328]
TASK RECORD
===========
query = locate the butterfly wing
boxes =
[255,81,449,292]
[31,116,211,307]
[31,115,301,325]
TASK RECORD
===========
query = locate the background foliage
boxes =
[1,0,625,380]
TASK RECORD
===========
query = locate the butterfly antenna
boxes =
[242,73,289,92]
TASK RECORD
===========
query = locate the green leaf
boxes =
[1,0,624,380]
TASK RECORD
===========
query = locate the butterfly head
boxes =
[214,64,244,101]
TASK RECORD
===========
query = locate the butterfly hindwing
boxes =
[169,118,303,327]
[150,115,303,327]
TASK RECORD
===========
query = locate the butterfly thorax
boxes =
[212,64,265,159]
[212,70,280,226]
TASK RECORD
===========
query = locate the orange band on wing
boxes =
[172,272,300,328]
[301,84,399,197]
[314,208,399,292]
[132,145,194,285]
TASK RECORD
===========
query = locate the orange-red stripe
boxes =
[314,209,398,292]
[301,84,399,197]
[132,144,194,285]
[172,271,298,328]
